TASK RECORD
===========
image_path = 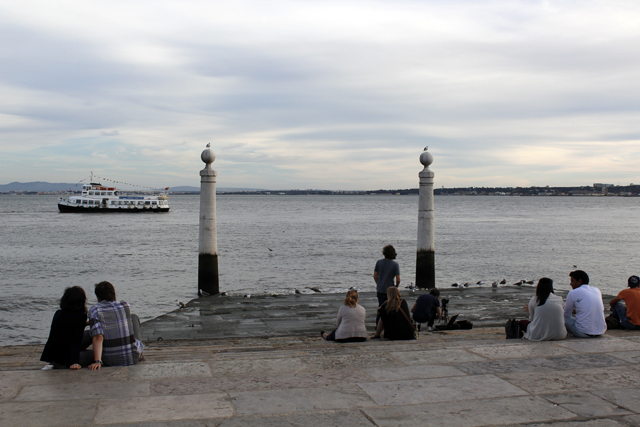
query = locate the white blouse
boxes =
[524,293,567,341]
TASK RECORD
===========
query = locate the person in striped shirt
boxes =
[87,281,144,370]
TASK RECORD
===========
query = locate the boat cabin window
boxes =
[89,191,94,195]
[100,191,105,195]
[152,201,157,205]
[108,192,113,195]
[145,201,151,205]
[82,200,88,204]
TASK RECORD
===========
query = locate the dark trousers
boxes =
[413,306,438,327]
[612,303,640,330]
[376,292,388,326]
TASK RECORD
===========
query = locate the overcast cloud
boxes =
[1,0,639,190]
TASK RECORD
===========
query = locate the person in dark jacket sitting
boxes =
[372,287,415,340]
[40,286,88,370]
[412,288,441,331]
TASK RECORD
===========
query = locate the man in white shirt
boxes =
[564,270,607,338]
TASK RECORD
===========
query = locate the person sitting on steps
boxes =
[321,290,368,343]
[609,275,640,331]
[372,287,415,340]
[564,270,606,338]
[411,288,441,331]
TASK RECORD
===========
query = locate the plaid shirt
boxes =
[89,300,143,366]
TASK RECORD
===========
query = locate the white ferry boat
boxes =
[58,177,170,213]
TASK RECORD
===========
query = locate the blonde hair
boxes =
[385,287,402,313]
[344,290,358,308]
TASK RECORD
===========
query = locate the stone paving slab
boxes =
[526,420,628,427]
[357,374,527,406]
[390,348,487,365]
[592,388,640,413]
[540,391,633,418]
[15,381,150,402]
[94,393,233,424]
[0,400,98,427]
[502,366,640,394]
[216,410,375,427]
[128,362,211,380]
[364,395,575,427]
[467,341,576,359]
[363,364,466,381]
[229,385,377,416]
[553,337,640,353]
[457,353,626,375]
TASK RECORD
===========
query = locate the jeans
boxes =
[565,317,600,338]
[612,303,640,330]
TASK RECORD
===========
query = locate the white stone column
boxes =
[198,146,219,296]
[416,147,435,289]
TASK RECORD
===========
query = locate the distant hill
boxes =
[0,181,266,193]
[0,182,80,192]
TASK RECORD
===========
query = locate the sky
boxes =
[1,0,640,191]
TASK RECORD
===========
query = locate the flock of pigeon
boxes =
[171,279,541,307]
[449,278,536,288]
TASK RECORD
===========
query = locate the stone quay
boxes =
[5,286,640,427]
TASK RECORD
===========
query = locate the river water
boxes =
[0,194,638,345]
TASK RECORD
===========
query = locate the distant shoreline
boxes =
[3,189,639,197]
[2,181,639,196]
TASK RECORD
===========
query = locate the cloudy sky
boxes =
[2,0,639,190]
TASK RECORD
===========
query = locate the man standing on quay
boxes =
[564,270,606,338]
[373,244,400,326]
[609,275,640,330]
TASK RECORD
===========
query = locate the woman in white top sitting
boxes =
[522,277,567,341]
[321,290,368,342]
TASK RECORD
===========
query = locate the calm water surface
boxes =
[0,194,638,345]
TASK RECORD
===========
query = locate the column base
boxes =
[198,253,219,296]
[415,250,435,289]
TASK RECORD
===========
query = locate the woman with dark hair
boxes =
[321,290,368,343]
[372,287,415,340]
[40,286,88,369]
[522,278,567,341]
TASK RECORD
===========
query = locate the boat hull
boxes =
[58,203,169,213]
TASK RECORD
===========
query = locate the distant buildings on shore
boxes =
[3,183,639,197]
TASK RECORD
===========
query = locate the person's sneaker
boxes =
[427,326,432,332]
[41,364,54,371]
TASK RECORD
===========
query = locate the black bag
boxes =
[456,320,473,330]
[605,314,620,330]
[505,319,523,339]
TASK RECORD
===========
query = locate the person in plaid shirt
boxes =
[87,281,144,370]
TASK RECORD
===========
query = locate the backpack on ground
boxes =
[505,319,523,339]
[605,314,620,330]
[456,319,473,330]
